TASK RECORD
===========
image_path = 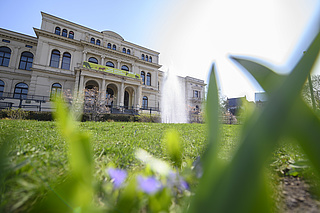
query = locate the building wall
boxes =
[0,12,205,116]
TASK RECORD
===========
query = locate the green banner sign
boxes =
[83,61,141,80]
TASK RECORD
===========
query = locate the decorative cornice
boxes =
[0,28,37,46]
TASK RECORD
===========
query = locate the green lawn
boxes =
[1,120,239,212]
[0,119,305,212]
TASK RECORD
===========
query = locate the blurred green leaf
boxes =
[163,129,182,168]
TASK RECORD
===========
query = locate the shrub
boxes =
[1,108,29,120]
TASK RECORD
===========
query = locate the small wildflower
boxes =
[137,176,162,194]
[107,168,127,188]
[167,171,189,192]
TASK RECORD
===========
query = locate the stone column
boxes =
[119,81,124,106]
[82,51,87,62]
[79,74,85,94]
[117,60,121,69]
[101,78,106,101]
[74,70,80,94]
[101,56,105,66]
[137,84,142,109]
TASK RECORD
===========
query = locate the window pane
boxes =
[62,29,67,37]
[19,61,26,69]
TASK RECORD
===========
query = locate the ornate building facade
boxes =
[0,12,205,118]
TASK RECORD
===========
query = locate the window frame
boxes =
[14,82,28,99]
[68,31,74,39]
[0,46,11,67]
[88,57,98,64]
[51,83,62,97]
[0,80,4,97]
[61,52,71,70]
[90,37,95,44]
[62,29,68,37]
[121,65,129,71]
[49,49,60,68]
[141,71,145,85]
[18,51,34,71]
[55,27,61,35]
[112,44,117,50]
[96,39,101,46]
[106,61,114,68]
[146,73,151,86]
[142,96,148,109]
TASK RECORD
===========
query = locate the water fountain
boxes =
[161,69,187,123]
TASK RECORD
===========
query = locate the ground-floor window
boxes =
[14,83,28,99]
[142,96,148,109]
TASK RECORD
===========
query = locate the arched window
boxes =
[96,39,101,46]
[0,80,4,97]
[68,31,74,39]
[51,83,62,97]
[0,46,11,67]
[107,43,111,49]
[61,52,71,70]
[14,83,28,99]
[62,29,67,37]
[141,71,145,85]
[142,96,148,109]
[146,55,148,61]
[55,27,61,35]
[19,51,33,70]
[141,54,145,60]
[149,56,152,62]
[90,37,95,44]
[88,57,98,64]
[122,48,126,53]
[121,65,129,71]
[106,61,114,68]
[112,44,116,50]
[127,49,131,55]
[146,73,151,86]
[49,50,60,68]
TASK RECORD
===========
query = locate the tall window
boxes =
[107,43,111,49]
[146,73,151,86]
[121,65,129,71]
[69,31,74,39]
[61,52,71,70]
[88,57,98,64]
[51,83,62,97]
[146,55,148,61]
[141,71,145,85]
[19,52,34,71]
[62,29,67,37]
[49,50,60,68]
[141,54,145,60]
[149,56,152,62]
[91,37,95,44]
[122,48,126,53]
[14,83,28,99]
[55,27,61,35]
[112,44,116,50]
[96,39,101,46]
[0,46,11,67]
[106,61,114,68]
[127,49,131,55]
[194,90,200,98]
[0,80,4,97]
[142,96,148,109]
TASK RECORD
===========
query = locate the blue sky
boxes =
[1,0,319,101]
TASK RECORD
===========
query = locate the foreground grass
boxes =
[0,120,241,212]
[0,119,307,212]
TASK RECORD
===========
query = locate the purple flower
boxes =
[167,171,189,191]
[137,176,162,194]
[107,168,127,188]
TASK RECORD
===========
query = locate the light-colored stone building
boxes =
[0,12,205,119]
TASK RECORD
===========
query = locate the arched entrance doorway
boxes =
[106,83,118,106]
[124,86,135,109]
[85,80,99,90]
